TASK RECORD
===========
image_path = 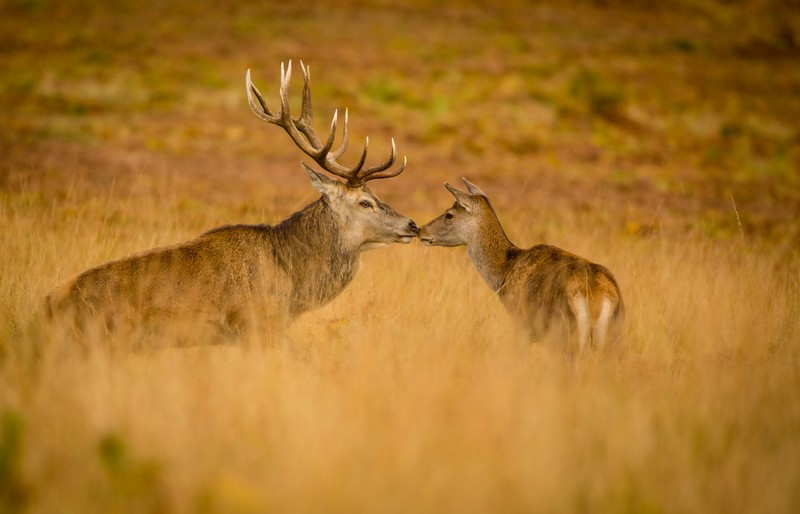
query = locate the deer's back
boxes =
[47,224,288,326]
[501,244,623,336]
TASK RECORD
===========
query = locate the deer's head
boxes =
[419,178,492,247]
[303,165,418,251]
[247,61,418,252]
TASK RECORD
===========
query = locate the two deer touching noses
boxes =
[46,61,624,356]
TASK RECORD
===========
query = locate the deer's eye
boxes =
[445,212,454,220]
[360,200,372,208]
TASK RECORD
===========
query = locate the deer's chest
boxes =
[290,255,360,316]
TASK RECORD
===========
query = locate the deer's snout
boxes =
[417,223,432,243]
[393,218,419,244]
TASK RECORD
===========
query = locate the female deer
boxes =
[419,179,624,356]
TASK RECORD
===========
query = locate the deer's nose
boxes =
[408,220,419,234]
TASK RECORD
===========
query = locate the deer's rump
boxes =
[500,244,624,342]
[46,226,290,336]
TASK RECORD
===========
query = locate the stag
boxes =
[419,179,623,357]
[46,61,418,347]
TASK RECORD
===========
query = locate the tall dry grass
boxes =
[2,0,798,511]
[1,187,798,514]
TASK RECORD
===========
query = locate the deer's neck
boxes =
[272,198,359,315]
[466,211,517,292]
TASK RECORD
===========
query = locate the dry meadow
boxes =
[1,1,799,513]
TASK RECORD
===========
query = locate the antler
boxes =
[246,61,406,186]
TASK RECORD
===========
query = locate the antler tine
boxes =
[329,108,350,160]
[318,109,338,158]
[294,61,323,148]
[299,61,313,125]
[362,155,407,181]
[278,60,293,123]
[247,62,407,186]
[357,137,406,181]
[267,60,326,159]
[246,69,278,122]
[297,62,341,168]
[275,60,344,167]
[341,136,369,176]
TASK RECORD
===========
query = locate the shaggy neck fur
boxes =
[270,197,360,316]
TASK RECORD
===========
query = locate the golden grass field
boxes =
[2,1,800,513]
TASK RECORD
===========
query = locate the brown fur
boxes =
[47,180,417,347]
[419,179,624,355]
[46,62,418,348]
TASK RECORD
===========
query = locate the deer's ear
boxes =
[461,177,487,197]
[303,163,343,196]
[444,182,475,213]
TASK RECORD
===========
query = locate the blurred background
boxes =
[2,0,798,241]
[2,2,800,513]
